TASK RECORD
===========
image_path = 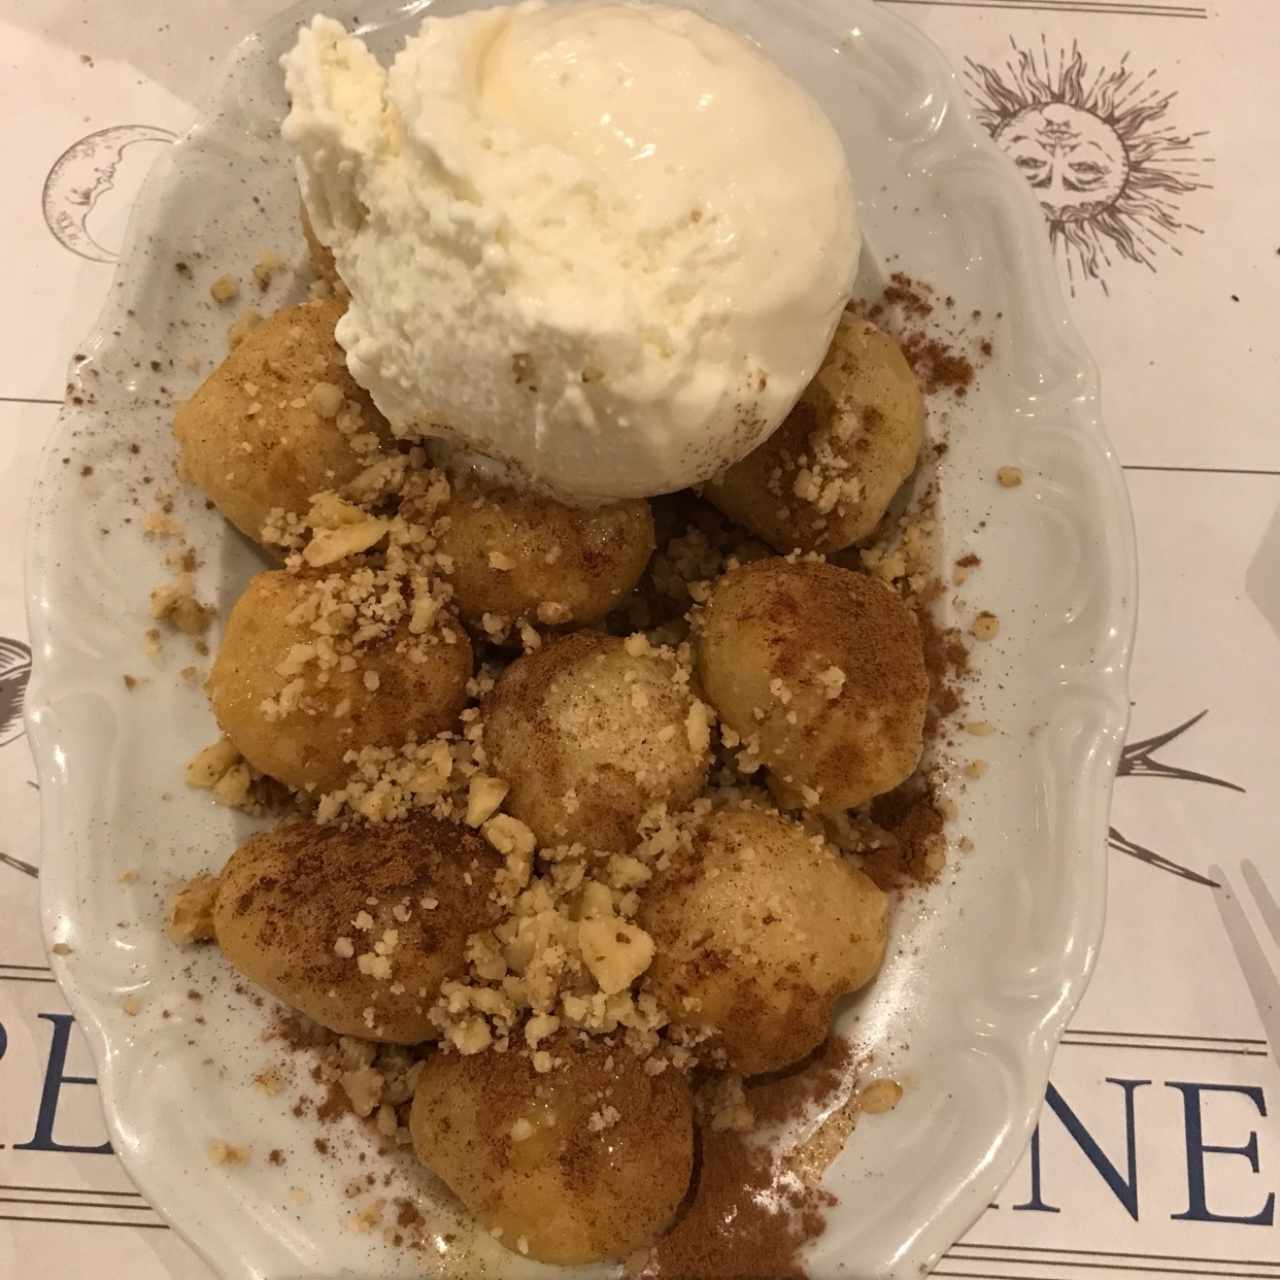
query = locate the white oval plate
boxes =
[25,1,1137,1276]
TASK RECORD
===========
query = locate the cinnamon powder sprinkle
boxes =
[746,1038,855,1130]
[639,1130,834,1279]
[899,333,975,398]
[864,779,947,891]
[856,272,985,397]
[916,600,969,724]
[640,1039,857,1279]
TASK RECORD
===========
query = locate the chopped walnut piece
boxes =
[465,775,509,828]
[705,1075,755,1132]
[209,274,239,304]
[212,763,253,808]
[685,699,712,756]
[524,1012,560,1049]
[165,874,219,945]
[150,575,213,636]
[535,601,572,626]
[858,1079,904,1114]
[254,1067,287,1096]
[209,1139,250,1166]
[348,1200,386,1234]
[302,514,388,567]
[578,918,654,995]
[340,1067,386,1118]
[446,1017,494,1055]
[481,814,536,858]
[588,1104,622,1133]
[143,508,181,538]
[517,620,542,653]
[816,665,846,700]
[307,381,344,418]
[186,738,241,788]
[971,611,999,641]
[251,250,284,291]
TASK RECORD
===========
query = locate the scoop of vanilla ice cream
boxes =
[282,2,859,503]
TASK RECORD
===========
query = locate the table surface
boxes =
[2,1,1278,1277]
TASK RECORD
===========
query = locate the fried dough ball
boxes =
[208,569,472,794]
[483,633,711,853]
[706,316,923,553]
[410,1036,693,1263]
[641,807,887,1074]
[697,558,926,813]
[433,476,654,628]
[214,815,502,1042]
[300,201,338,286]
[174,299,381,544]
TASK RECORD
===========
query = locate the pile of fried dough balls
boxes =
[172,235,928,1264]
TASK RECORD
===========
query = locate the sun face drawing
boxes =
[964,39,1210,294]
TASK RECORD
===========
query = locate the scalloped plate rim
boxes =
[23,1,1137,1277]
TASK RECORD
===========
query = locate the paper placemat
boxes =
[3,2,1278,1276]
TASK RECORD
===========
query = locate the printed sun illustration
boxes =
[964,39,1210,293]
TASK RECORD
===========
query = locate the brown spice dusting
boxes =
[853,273,987,398]
[882,271,933,318]
[916,600,969,723]
[395,1199,424,1229]
[642,1130,833,1279]
[317,1081,350,1123]
[746,1037,854,1130]
[899,334,974,397]
[864,779,947,890]
[272,1010,338,1054]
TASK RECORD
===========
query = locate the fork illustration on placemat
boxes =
[1212,863,1280,1072]
[1109,709,1243,888]
[0,636,30,749]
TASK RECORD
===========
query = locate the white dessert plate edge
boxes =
[25,2,1137,1277]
